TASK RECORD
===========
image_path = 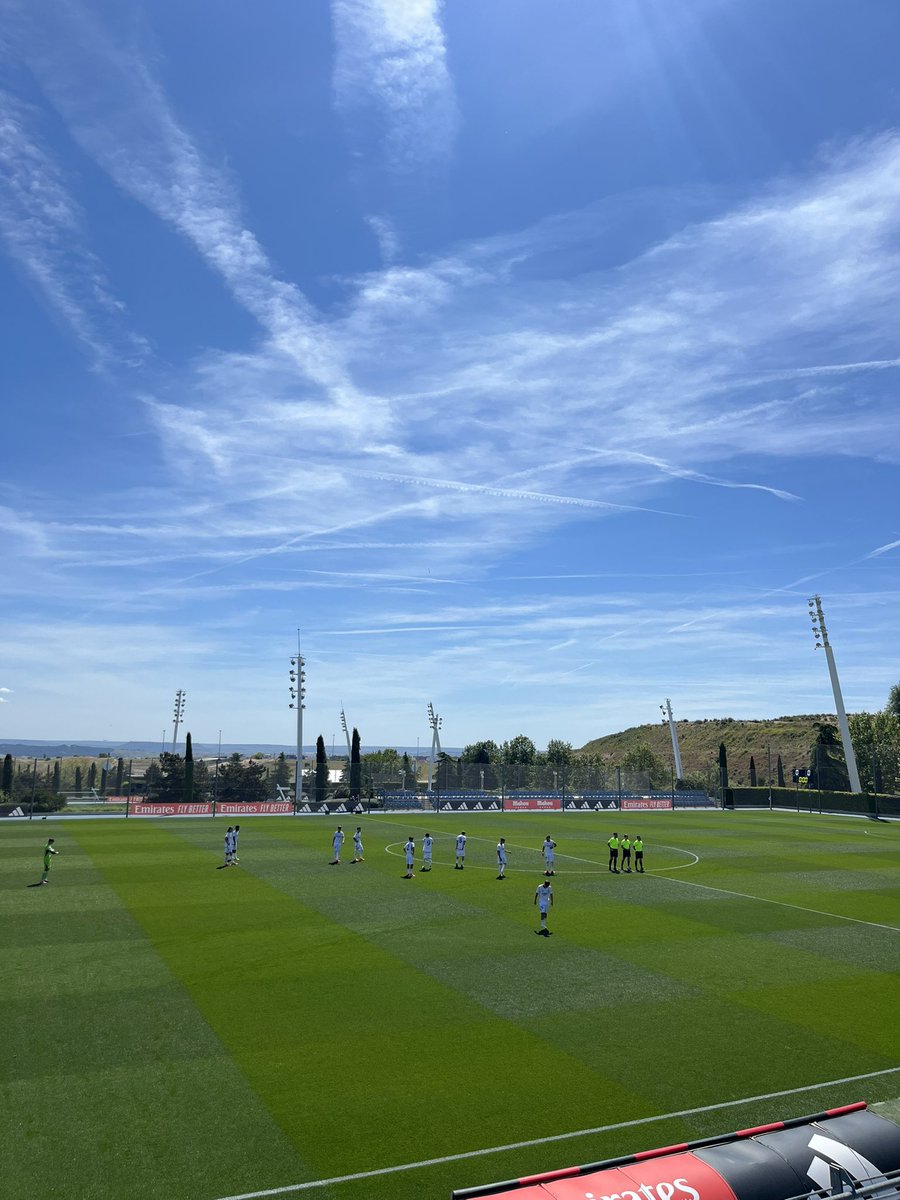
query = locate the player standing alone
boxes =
[351,826,364,863]
[330,826,345,865]
[534,879,553,935]
[40,838,59,884]
[496,838,507,879]
[542,835,557,876]
[421,832,433,872]
[454,831,467,869]
[404,835,415,878]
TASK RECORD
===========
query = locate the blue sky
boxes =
[1,0,899,751]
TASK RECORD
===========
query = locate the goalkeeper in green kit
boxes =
[40,838,59,884]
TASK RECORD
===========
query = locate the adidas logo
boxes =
[9,806,24,817]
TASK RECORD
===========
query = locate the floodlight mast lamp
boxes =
[808,595,862,794]
[289,637,306,807]
[339,704,352,757]
[171,690,186,754]
[659,698,684,782]
[426,702,442,793]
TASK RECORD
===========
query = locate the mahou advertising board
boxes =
[451,1105,900,1200]
[504,797,563,811]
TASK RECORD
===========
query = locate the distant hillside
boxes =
[579,714,836,783]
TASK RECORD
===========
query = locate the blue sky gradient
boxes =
[1,0,899,748]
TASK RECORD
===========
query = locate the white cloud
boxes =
[0,89,146,364]
[332,0,458,173]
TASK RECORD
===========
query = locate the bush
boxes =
[29,790,66,813]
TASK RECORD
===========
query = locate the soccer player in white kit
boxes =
[496,838,507,879]
[534,880,553,935]
[351,826,364,863]
[542,835,557,876]
[454,831,467,870]
[330,826,345,865]
[223,827,234,866]
[231,825,241,864]
[422,832,434,872]
[404,836,415,878]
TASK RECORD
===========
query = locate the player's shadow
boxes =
[215,864,230,870]
[26,882,45,887]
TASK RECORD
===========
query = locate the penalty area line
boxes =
[208,1065,900,1200]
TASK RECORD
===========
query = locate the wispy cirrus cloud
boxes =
[12,2,374,425]
[332,0,458,173]
[0,89,146,364]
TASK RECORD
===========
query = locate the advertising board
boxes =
[216,801,292,815]
[129,802,212,816]
[503,797,562,811]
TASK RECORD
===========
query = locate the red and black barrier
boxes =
[452,1104,900,1200]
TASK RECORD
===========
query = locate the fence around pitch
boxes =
[729,786,900,819]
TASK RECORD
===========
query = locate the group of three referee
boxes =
[606,832,644,874]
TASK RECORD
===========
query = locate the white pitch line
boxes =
[376,817,898,931]
[210,1066,900,1200]
[381,823,699,875]
[657,872,900,933]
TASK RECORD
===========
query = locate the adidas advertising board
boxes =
[452,1105,900,1200]
[0,804,25,817]
[566,799,619,811]
[438,799,502,812]
[295,800,362,815]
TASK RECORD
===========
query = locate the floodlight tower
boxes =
[289,637,307,806]
[171,690,186,754]
[339,704,352,757]
[426,702,442,793]
[808,595,862,794]
[659,698,684,782]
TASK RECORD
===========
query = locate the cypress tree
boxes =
[349,728,361,800]
[75,765,83,791]
[1,753,12,796]
[718,743,729,791]
[749,755,757,787]
[184,733,194,803]
[777,755,785,788]
[115,757,125,795]
[52,760,61,794]
[315,736,327,804]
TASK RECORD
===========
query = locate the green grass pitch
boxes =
[2,810,899,1200]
